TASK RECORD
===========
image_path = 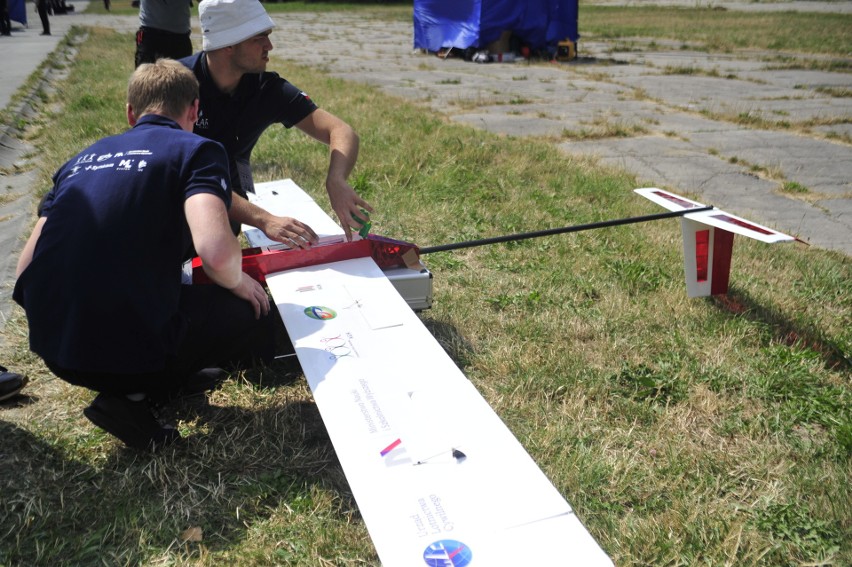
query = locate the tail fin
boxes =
[634,188,795,297]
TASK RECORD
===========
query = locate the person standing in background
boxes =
[0,0,12,36]
[135,0,193,67]
[36,0,50,35]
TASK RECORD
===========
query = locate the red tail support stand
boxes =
[191,235,421,284]
[681,218,735,297]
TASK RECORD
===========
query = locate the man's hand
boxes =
[227,193,319,249]
[327,178,373,241]
[294,109,370,241]
[260,215,319,249]
[229,272,270,319]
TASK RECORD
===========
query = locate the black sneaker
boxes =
[84,393,180,450]
[0,366,28,402]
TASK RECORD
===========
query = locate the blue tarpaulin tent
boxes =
[413,0,577,53]
[9,0,27,26]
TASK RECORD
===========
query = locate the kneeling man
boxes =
[15,59,274,449]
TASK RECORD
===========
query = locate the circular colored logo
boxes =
[423,540,472,567]
[304,306,337,320]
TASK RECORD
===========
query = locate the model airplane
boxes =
[192,183,796,301]
[190,180,795,565]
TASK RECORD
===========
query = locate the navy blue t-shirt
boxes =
[14,115,232,373]
[180,52,318,197]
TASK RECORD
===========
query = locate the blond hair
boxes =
[127,59,199,120]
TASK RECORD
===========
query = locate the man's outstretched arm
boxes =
[295,108,373,241]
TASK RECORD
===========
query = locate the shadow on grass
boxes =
[421,316,476,370]
[712,286,850,372]
[0,389,38,409]
[0,394,359,565]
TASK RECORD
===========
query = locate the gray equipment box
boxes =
[384,266,433,312]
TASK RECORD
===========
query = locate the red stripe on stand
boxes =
[710,229,735,295]
[695,229,710,282]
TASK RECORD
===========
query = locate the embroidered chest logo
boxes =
[195,109,210,130]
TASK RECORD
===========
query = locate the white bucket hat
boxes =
[199,0,275,51]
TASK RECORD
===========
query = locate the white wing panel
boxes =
[266,257,612,566]
[636,187,794,243]
[634,187,707,211]
[684,210,795,243]
[243,179,347,249]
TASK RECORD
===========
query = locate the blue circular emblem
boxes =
[304,306,336,320]
[423,539,472,566]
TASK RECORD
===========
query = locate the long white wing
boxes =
[266,257,612,566]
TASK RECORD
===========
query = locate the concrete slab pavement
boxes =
[0,1,142,332]
[1,9,76,113]
[269,11,851,256]
[0,1,849,336]
[0,4,92,333]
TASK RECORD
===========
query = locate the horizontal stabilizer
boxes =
[683,209,794,244]
[634,187,794,244]
[634,187,795,296]
[634,187,708,212]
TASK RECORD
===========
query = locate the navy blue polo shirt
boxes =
[14,115,232,374]
[180,52,318,197]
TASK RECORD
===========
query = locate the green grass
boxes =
[87,0,414,19]
[580,6,852,56]
[2,20,851,567]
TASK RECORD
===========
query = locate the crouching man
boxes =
[14,59,274,450]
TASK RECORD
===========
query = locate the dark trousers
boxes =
[45,284,275,397]
[36,1,49,34]
[135,27,192,68]
[0,0,10,35]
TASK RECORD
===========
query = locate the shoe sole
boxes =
[0,375,29,402]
